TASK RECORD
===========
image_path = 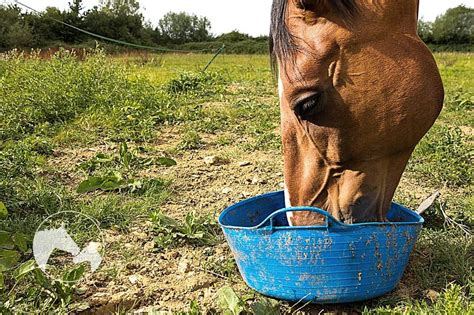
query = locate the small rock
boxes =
[129,275,139,285]
[178,260,191,273]
[251,175,266,185]
[278,182,285,188]
[241,191,251,198]
[204,156,218,165]
[221,187,233,194]
[238,161,251,167]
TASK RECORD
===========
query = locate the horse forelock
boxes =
[269,0,359,76]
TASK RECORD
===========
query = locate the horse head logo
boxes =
[33,212,103,278]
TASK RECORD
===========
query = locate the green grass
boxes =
[0,49,472,313]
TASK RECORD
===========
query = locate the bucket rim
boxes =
[218,191,424,230]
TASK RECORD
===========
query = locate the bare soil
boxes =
[50,127,428,314]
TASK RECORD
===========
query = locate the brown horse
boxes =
[271,0,444,225]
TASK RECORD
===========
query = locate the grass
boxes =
[0,49,472,313]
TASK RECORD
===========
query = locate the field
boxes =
[0,49,472,314]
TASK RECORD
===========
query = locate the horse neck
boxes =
[359,0,419,35]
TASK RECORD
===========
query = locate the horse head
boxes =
[271,0,444,225]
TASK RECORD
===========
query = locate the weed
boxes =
[151,211,221,249]
[167,71,225,95]
[203,256,237,279]
[79,142,176,174]
[179,300,202,315]
[0,206,29,291]
[364,283,473,314]
[217,286,280,315]
[446,87,474,112]
[178,130,203,150]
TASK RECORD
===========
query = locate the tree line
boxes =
[0,0,472,53]
[418,5,473,46]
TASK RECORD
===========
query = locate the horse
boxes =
[270,0,444,225]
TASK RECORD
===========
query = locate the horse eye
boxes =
[294,93,322,118]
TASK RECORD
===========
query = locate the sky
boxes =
[5,0,474,37]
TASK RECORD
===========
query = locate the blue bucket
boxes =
[218,191,423,304]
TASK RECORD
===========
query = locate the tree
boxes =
[101,0,140,16]
[417,20,433,43]
[68,0,84,18]
[83,1,148,44]
[216,31,250,43]
[63,0,85,42]
[431,5,473,44]
[39,7,69,42]
[0,5,34,49]
[158,12,211,44]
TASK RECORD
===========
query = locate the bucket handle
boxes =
[260,207,343,231]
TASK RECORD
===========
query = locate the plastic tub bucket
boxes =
[218,191,423,304]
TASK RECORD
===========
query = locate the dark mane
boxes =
[270,0,359,74]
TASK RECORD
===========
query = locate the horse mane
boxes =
[270,0,359,74]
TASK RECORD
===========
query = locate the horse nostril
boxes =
[294,92,324,118]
